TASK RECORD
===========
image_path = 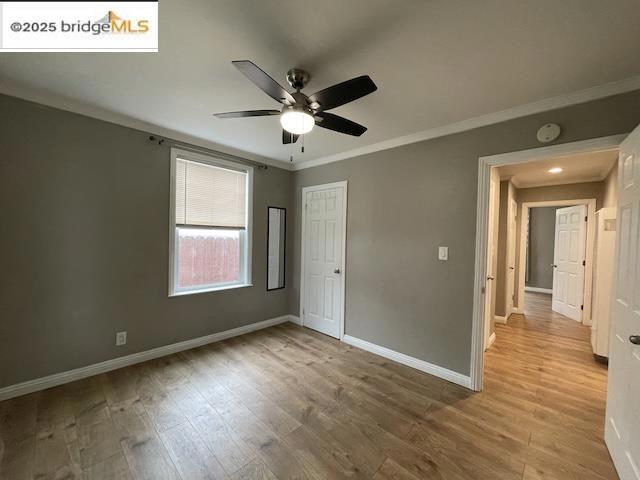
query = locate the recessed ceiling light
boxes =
[548,167,563,174]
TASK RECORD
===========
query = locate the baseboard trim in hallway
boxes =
[342,334,472,388]
[494,315,508,324]
[524,286,553,294]
[0,314,299,401]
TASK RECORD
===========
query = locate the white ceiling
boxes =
[1,0,640,169]
[496,149,618,188]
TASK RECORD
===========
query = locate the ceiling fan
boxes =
[213,60,377,144]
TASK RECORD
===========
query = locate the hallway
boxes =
[485,291,615,479]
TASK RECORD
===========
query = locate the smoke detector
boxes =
[537,123,561,143]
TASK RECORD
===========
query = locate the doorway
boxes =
[505,197,517,317]
[471,134,625,390]
[299,181,348,339]
[472,132,632,476]
[520,200,596,323]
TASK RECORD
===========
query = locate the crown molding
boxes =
[3,75,639,173]
[0,83,294,171]
[292,75,640,171]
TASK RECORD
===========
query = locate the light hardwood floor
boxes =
[0,292,616,479]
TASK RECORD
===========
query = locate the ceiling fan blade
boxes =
[232,60,296,105]
[308,75,377,111]
[213,110,280,119]
[282,130,299,144]
[314,112,367,136]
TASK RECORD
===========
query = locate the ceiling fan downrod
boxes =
[285,68,310,91]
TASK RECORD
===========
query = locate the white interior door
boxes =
[302,183,346,339]
[552,204,587,321]
[506,198,517,315]
[605,125,640,480]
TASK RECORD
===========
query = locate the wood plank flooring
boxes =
[0,292,617,479]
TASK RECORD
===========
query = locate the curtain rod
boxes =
[147,135,269,170]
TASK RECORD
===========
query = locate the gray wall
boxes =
[516,181,604,209]
[291,90,640,376]
[526,207,558,290]
[0,94,292,388]
[1,90,639,387]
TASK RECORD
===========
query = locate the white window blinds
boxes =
[175,157,247,229]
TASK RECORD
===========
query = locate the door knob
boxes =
[509,267,515,270]
[487,276,495,281]
[551,264,558,268]
[630,335,640,345]
[334,268,341,274]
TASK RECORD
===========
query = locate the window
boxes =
[169,149,253,295]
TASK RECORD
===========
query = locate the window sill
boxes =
[169,283,253,297]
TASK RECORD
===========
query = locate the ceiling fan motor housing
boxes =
[286,68,310,91]
[282,103,313,115]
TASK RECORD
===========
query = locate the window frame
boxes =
[168,148,253,296]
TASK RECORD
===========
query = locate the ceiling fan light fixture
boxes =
[548,167,563,174]
[280,108,314,135]
[215,61,376,143]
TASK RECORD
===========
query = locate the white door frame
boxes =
[518,199,596,324]
[484,173,499,349]
[299,181,348,340]
[470,134,625,391]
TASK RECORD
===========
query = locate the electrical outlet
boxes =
[115,331,127,346]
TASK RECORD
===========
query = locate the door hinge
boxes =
[585,216,588,222]
[581,304,584,310]
[582,260,586,266]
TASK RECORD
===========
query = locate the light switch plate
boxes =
[115,331,127,346]
[438,246,448,261]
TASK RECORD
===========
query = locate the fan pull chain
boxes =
[301,134,305,154]
[290,136,294,162]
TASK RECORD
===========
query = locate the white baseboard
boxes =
[494,315,507,324]
[342,335,472,389]
[288,315,302,326]
[487,332,496,349]
[525,286,553,294]
[0,314,297,402]
[511,308,524,314]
